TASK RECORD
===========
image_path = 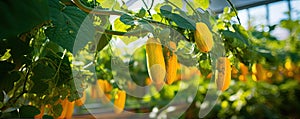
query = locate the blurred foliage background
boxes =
[0,0,299,118]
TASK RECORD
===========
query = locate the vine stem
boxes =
[148,0,154,11]
[182,0,200,19]
[0,66,30,111]
[71,0,151,36]
[71,0,125,15]
[141,0,153,18]
[71,0,189,39]
[53,49,67,86]
[96,27,149,36]
[225,0,241,25]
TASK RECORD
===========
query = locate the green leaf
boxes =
[281,19,300,31]
[0,0,49,39]
[43,52,72,86]
[171,14,196,30]
[120,14,135,25]
[32,63,55,80]
[0,61,15,73]
[46,0,94,53]
[154,3,165,13]
[30,80,49,95]
[160,5,173,17]
[114,18,131,32]
[30,61,55,94]
[0,102,3,109]
[232,24,250,44]
[222,30,247,48]
[168,0,183,10]
[2,37,32,66]
[137,8,146,18]
[194,0,210,10]
[43,41,64,55]
[0,49,11,61]
[96,0,121,10]
[52,104,63,117]
[19,105,40,118]
[259,51,277,64]
[221,25,251,49]
[96,32,112,51]
[0,110,19,118]
[160,5,196,30]
[161,85,175,99]
[0,71,20,101]
[43,115,54,119]
[251,31,264,39]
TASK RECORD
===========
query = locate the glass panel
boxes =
[238,9,249,29]
[291,0,300,20]
[249,5,267,30]
[269,1,289,25]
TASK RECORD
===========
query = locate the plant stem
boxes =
[226,0,241,25]
[148,0,154,10]
[141,0,153,18]
[0,66,30,111]
[97,28,149,36]
[182,0,200,18]
[72,0,190,40]
[71,0,126,15]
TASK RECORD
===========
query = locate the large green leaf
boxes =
[0,110,19,118]
[46,0,94,53]
[52,103,63,117]
[30,61,55,95]
[160,5,173,18]
[0,0,49,39]
[258,49,277,64]
[44,52,72,86]
[19,105,40,118]
[221,30,248,48]
[0,61,15,73]
[7,37,32,62]
[232,24,250,45]
[0,37,33,71]
[31,63,55,80]
[0,70,20,101]
[30,80,49,95]
[160,5,196,30]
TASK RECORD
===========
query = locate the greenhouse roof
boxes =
[209,0,281,13]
